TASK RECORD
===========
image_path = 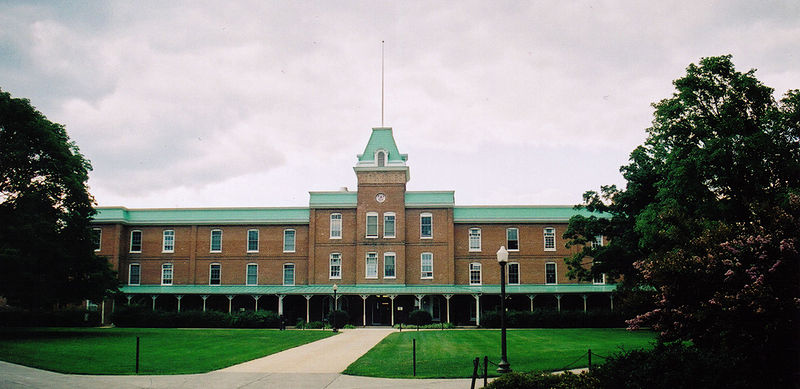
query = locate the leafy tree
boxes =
[0,88,118,308]
[564,56,800,385]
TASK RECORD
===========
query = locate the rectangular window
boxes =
[593,272,606,284]
[128,263,140,285]
[545,262,557,284]
[366,252,378,278]
[161,263,173,285]
[506,228,519,251]
[330,253,341,279]
[508,262,520,285]
[330,213,342,239]
[469,228,481,252]
[130,230,142,253]
[210,229,222,252]
[384,252,396,279]
[592,235,604,248]
[92,228,102,252]
[283,263,295,286]
[162,230,175,253]
[544,227,556,251]
[210,263,221,285]
[283,229,296,252]
[469,263,482,285]
[383,213,396,238]
[421,253,433,279]
[420,213,432,238]
[366,212,378,238]
[246,263,258,285]
[247,229,259,252]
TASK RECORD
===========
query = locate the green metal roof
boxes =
[453,206,610,223]
[120,283,616,295]
[309,191,358,208]
[405,191,455,207]
[356,127,408,163]
[93,207,310,225]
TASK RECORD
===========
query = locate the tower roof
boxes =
[356,127,408,164]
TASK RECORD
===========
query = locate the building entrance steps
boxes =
[219,328,396,373]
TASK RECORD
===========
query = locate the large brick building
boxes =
[92,127,614,325]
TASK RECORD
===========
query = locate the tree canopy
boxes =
[0,88,117,308]
[564,55,800,384]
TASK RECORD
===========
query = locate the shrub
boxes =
[111,306,283,328]
[486,371,599,389]
[393,322,454,329]
[327,310,350,328]
[0,309,101,327]
[342,324,356,329]
[480,309,625,328]
[304,321,326,329]
[232,310,281,328]
[408,310,432,326]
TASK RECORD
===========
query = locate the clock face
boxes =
[376,193,386,203]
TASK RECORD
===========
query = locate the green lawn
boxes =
[344,328,657,378]
[0,327,335,375]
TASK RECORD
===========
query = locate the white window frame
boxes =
[329,253,342,279]
[508,262,520,285]
[375,149,387,166]
[384,252,396,279]
[161,263,173,285]
[592,235,604,248]
[330,213,342,239]
[420,213,433,239]
[92,228,102,252]
[383,212,396,238]
[246,263,258,286]
[366,252,378,279]
[469,262,482,285]
[283,229,296,253]
[210,229,223,253]
[420,252,433,279]
[544,227,556,251]
[128,263,141,285]
[247,229,259,253]
[545,262,557,285]
[162,229,175,253]
[366,212,378,238]
[209,263,221,285]
[469,228,481,252]
[593,272,607,285]
[506,228,519,251]
[130,230,142,253]
[283,263,295,286]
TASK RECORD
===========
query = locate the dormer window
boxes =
[376,150,386,166]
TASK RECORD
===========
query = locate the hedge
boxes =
[479,309,626,328]
[0,309,101,327]
[112,306,281,328]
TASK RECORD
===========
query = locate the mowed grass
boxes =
[0,327,335,375]
[344,328,657,378]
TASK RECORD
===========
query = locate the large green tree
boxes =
[0,88,117,308]
[564,56,800,384]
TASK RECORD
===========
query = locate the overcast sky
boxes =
[1,1,798,209]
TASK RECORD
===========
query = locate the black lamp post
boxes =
[332,283,338,333]
[496,246,512,373]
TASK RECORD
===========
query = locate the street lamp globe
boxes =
[497,246,509,264]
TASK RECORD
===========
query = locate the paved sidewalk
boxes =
[220,328,394,373]
[0,328,478,389]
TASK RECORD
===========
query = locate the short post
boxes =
[483,355,488,387]
[399,322,402,332]
[135,336,140,374]
[412,338,417,376]
[470,357,479,389]
[588,348,592,371]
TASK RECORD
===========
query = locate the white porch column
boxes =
[610,294,614,311]
[176,295,183,312]
[304,295,312,323]
[528,294,536,311]
[473,294,481,326]
[582,294,588,312]
[277,294,285,316]
[389,295,397,326]
[555,294,562,312]
[201,295,209,312]
[253,295,261,311]
[151,295,157,311]
[226,295,234,314]
[443,294,453,323]
[360,295,369,326]
[415,294,424,309]
[101,301,105,324]
[126,295,133,305]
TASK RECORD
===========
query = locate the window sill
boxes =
[384,276,396,279]
[162,251,174,254]
[246,250,259,254]
[210,251,222,254]
[330,236,342,240]
[329,276,342,280]
[544,248,556,252]
[469,249,481,252]
[283,250,296,253]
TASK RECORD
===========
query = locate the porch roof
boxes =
[120,283,616,295]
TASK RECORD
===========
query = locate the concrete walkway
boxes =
[0,328,478,389]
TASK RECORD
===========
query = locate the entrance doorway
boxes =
[370,296,392,325]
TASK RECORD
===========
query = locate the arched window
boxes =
[376,150,386,166]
